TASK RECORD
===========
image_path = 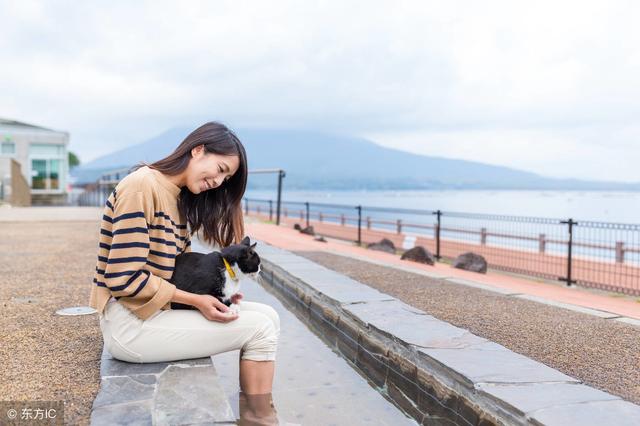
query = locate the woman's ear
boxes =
[191,144,205,158]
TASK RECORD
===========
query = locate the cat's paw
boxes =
[228,303,240,314]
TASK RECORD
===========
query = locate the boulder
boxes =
[314,235,327,243]
[452,252,488,273]
[367,238,396,254]
[293,223,302,231]
[300,226,315,236]
[400,246,435,265]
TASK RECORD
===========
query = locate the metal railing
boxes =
[71,164,640,296]
[243,197,640,296]
[75,167,130,206]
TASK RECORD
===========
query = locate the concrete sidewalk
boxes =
[0,205,103,221]
[245,220,640,321]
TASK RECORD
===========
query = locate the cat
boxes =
[169,236,261,314]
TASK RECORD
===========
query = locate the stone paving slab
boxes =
[263,256,395,305]
[344,300,489,351]
[419,341,578,386]
[256,241,640,426]
[475,382,619,416]
[91,346,235,425]
[529,399,640,426]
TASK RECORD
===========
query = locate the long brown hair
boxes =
[135,122,248,247]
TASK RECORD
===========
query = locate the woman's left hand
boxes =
[230,292,244,304]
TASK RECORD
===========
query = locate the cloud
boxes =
[0,0,638,181]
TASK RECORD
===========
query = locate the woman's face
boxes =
[186,145,240,194]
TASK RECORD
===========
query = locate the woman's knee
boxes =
[243,302,280,335]
[261,305,280,335]
[241,313,279,361]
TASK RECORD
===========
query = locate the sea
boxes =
[245,189,640,224]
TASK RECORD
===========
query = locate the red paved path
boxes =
[246,219,640,321]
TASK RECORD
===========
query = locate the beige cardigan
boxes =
[89,166,191,320]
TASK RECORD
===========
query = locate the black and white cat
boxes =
[169,236,261,314]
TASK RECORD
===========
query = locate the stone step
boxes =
[91,346,235,425]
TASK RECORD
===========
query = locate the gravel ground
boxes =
[295,251,640,405]
[0,221,102,425]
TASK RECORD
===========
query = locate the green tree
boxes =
[68,151,80,168]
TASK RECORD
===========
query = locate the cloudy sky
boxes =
[1,0,638,182]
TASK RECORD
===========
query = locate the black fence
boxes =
[243,197,640,296]
[72,174,640,297]
[75,168,130,207]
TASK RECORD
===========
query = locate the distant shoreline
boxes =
[246,186,640,192]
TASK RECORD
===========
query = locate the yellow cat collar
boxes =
[222,257,238,281]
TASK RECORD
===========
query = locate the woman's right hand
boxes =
[194,294,239,322]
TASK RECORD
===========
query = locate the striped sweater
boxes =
[89,166,192,320]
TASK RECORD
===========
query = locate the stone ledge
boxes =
[257,242,640,426]
[91,346,235,425]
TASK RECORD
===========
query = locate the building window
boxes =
[30,159,63,190]
[29,144,65,191]
[1,141,15,155]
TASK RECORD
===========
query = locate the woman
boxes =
[89,122,280,398]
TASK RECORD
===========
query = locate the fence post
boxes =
[433,210,442,260]
[356,205,362,245]
[397,219,402,234]
[366,216,371,229]
[319,212,323,222]
[560,218,577,286]
[615,242,624,263]
[304,201,309,228]
[276,170,285,225]
[480,227,487,245]
[269,200,273,222]
[538,234,546,253]
[245,199,249,215]
[341,214,345,226]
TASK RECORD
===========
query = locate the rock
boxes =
[367,238,396,254]
[401,246,435,265]
[452,252,488,273]
[293,223,302,231]
[300,226,315,236]
[314,235,327,243]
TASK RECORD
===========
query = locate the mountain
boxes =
[72,126,639,190]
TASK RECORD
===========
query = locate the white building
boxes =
[0,118,70,205]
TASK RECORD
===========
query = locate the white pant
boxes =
[99,299,280,363]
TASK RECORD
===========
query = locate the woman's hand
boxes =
[194,294,239,322]
[230,292,243,305]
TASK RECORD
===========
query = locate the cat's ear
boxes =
[250,242,257,249]
[241,236,251,246]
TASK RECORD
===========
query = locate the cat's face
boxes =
[223,236,261,274]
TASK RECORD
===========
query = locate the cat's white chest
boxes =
[222,268,241,300]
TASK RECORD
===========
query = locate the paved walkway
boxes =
[246,220,640,321]
[0,205,103,221]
